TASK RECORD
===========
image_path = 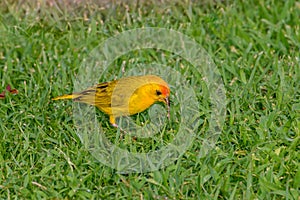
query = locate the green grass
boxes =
[0,0,299,199]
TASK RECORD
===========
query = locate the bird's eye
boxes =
[155,90,162,96]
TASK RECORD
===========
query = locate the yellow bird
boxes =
[52,75,170,128]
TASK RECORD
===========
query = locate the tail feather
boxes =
[52,89,98,105]
[52,94,76,100]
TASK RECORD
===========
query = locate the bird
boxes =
[52,75,170,128]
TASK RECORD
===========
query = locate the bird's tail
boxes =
[52,88,97,105]
[52,94,78,101]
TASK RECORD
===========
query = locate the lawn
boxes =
[0,0,299,199]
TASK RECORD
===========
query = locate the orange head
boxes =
[151,83,170,106]
[139,75,170,104]
[139,76,170,118]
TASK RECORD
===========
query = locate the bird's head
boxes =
[153,84,170,106]
[146,76,170,118]
[129,75,171,118]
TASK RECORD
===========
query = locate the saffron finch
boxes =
[53,75,170,128]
